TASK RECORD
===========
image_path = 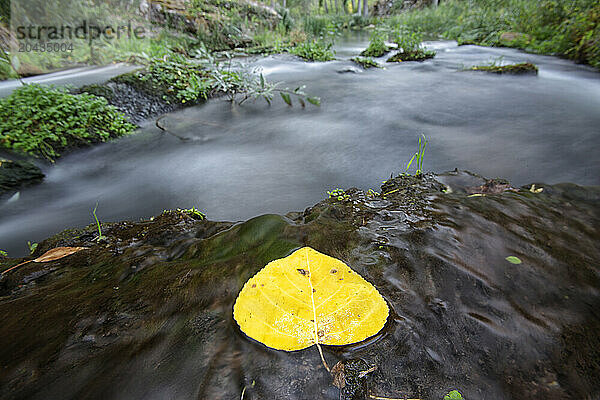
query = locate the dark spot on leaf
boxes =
[297,268,309,276]
[260,284,264,287]
[312,288,316,293]
[317,329,324,338]
[330,269,337,274]
[339,278,344,280]
[251,284,256,288]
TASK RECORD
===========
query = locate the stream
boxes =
[1,35,599,256]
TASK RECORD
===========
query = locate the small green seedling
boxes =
[444,390,464,399]
[0,250,7,257]
[505,256,522,264]
[93,202,106,242]
[405,134,428,175]
[27,241,38,255]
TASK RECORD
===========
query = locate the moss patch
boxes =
[351,56,381,69]
[387,49,436,62]
[470,62,538,75]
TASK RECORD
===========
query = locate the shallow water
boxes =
[1,35,599,255]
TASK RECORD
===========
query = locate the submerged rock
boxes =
[0,172,599,399]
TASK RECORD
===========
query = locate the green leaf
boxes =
[443,390,464,400]
[280,92,292,106]
[306,96,320,106]
[505,256,522,265]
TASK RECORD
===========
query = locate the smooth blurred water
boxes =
[1,35,599,255]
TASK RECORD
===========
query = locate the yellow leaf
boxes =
[233,247,389,351]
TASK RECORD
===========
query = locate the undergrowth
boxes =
[290,40,335,61]
[0,84,135,161]
[385,0,600,69]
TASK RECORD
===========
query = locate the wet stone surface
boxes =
[0,172,599,399]
[0,159,44,197]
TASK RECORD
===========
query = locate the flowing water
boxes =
[1,35,599,256]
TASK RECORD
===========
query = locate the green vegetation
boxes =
[0,84,136,161]
[290,40,335,61]
[0,250,7,257]
[92,202,106,242]
[176,207,206,220]
[405,134,428,175]
[327,188,351,201]
[386,0,600,69]
[506,256,523,264]
[470,61,538,74]
[444,390,464,400]
[27,241,38,255]
[387,28,436,62]
[351,56,381,68]
[138,54,212,104]
[360,30,390,57]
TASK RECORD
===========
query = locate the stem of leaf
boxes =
[305,248,330,372]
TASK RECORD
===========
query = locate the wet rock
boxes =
[0,159,44,196]
[0,173,599,399]
[337,66,362,74]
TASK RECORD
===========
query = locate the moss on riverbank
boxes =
[470,62,538,74]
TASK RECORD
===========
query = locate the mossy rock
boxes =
[386,49,436,62]
[0,159,44,195]
[470,62,538,75]
[359,47,390,58]
[351,57,381,69]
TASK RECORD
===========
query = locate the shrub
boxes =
[387,27,436,62]
[0,84,135,160]
[290,40,335,61]
[138,54,212,104]
[360,30,390,57]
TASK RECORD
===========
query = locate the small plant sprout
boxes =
[444,390,464,400]
[27,241,38,255]
[93,202,106,242]
[405,134,428,175]
[0,250,7,257]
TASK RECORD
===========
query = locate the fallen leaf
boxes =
[233,247,389,352]
[1,246,88,276]
[33,247,88,263]
[505,256,522,265]
[331,361,346,389]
